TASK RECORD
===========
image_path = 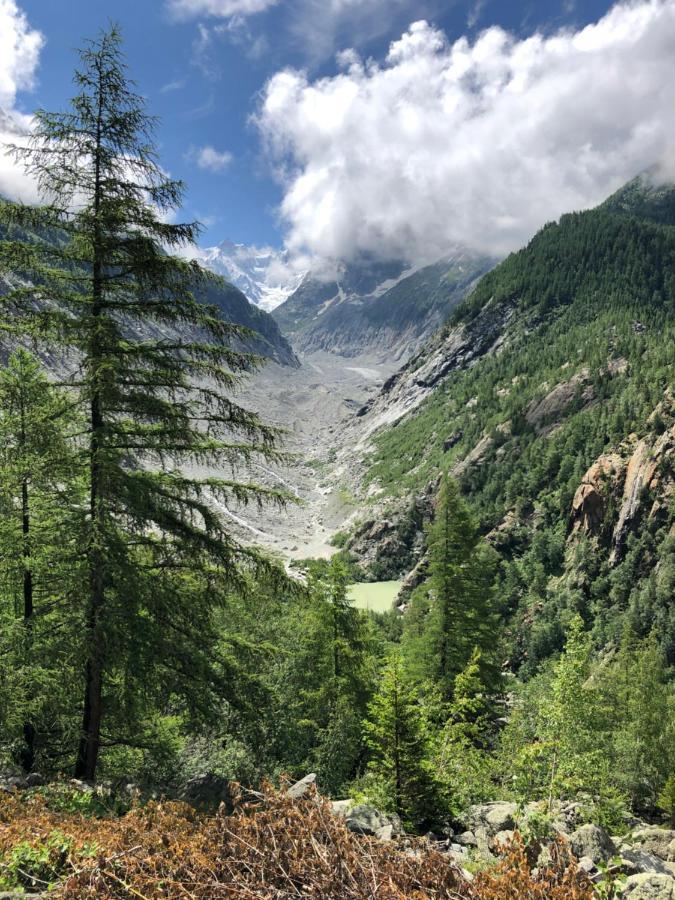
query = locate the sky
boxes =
[2,0,675,270]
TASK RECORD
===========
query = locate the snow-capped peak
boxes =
[195,240,305,311]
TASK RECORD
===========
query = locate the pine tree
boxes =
[0,350,84,771]
[0,27,286,780]
[363,651,435,828]
[407,476,500,697]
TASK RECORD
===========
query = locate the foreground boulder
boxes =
[464,801,518,835]
[628,829,675,863]
[286,773,317,799]
[569,823,617,865]
[620,873,675,898]
[342,803,403,840]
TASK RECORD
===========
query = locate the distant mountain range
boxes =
[195,240,303,312]
[272,250,497,361]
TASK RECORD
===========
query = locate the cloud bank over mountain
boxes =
[256,0,675,264]
[0,0,43,202]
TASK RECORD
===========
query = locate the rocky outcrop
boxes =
[571,454,625,536]
[569,413,674,562]
[354,297,517,441]
[525,369,595,432]
[611,425,675,561]
[452,433,494,479]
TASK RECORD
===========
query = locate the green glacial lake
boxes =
[348,580,402,613]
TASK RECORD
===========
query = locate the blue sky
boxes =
[7,0,618,251]
[3,0,675,268]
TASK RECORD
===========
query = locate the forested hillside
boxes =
[354,175,674,672]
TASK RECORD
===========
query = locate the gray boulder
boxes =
[344,804,403,838]
[25,772,46,788]
[179,773,233,812]
[629,830,675,863]
[286,773,316,800]
[620,873,675,898]
[330,798,354,817]
[465,801,517,835]
[570,823,617,864]
[456,831,478,847]
[620,850,670,876]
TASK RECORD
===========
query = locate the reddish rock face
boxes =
[570,419,674,562]
[571,454,625,537]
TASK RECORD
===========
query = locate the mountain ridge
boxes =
[273,249,497,361]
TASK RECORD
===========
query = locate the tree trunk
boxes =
[75,78,105,781]
[20,469,36,773]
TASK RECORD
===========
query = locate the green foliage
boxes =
[658,773,675,827]
[362,650,437,828]
[0,27,288,780]
[430,651,498,818]
[364,198,675,671]
[0,829,96,892]
[403,476,501,696]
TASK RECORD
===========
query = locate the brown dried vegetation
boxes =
[0,785,594,899]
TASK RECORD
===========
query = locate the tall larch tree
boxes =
[0,27,286,780]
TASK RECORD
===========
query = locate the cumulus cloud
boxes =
[187,144,233,172]
[0,0,43,202]
[167,0,277,20]
[256,1,675,265]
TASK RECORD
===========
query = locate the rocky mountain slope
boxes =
[272,249,496,361]
[0,219,299,368]
[338,174,675,669]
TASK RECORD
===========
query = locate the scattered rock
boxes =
[629,830,675,863]
[493,829,515,849]
[25,772,47,787]
[570,823,617,865]
[330,798,354,817]
[344,804,403,838]
[620,873,675,898]
[465,801,518,835]
[456,831,478,847]
[345,804,386,836]
[286,773,317,800]
[620,850,671,876]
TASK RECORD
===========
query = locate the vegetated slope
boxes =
[0,217,299,368]
[272,249,496,360]
[353,176,675,671]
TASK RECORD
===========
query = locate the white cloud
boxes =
[256,1,675,265]
[0,0,43,203]
[167,0,277,20]
[188,144,233,172]
[286,0,442,67]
